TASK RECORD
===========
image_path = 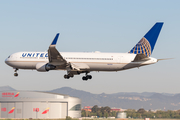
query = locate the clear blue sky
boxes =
[0,0,179,94]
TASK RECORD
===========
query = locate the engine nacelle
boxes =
[36,63,56,72]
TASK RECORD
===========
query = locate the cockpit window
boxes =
[8,56,10,58]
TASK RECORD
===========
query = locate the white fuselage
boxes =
[5,51,157,72]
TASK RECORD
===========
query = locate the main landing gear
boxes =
[14,68,18,77]
[64,74,74,79]
[82,73,92,81]
[63,72,92,80]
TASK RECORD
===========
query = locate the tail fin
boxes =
[129,22,163,57]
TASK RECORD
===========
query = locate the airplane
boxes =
[5,22,164,81]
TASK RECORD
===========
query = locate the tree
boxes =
[111,111,116,117]
[81,110,86,117]
[91,105,99,113]
[103,106,111,114]
[136,113,141,118]
[137,108,146,114]
[97,111,102,117]
[105,112,108,118]
[131,112,136,118]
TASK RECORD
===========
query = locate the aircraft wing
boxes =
[132,54,150,62]
[48,33,67,66]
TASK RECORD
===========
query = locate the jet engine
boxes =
[36,63,56,72]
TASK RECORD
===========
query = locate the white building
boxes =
[0,91,81,119]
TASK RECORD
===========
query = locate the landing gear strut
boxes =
[82,73,92,81]
[14,68,18,77]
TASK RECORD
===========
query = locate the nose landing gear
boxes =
[14,68,18,77]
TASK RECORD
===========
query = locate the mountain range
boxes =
[48,87,180,110]
[0,86,180,110]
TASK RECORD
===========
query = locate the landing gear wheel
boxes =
[64,75,70,79]
[14,73,18,77]
[69,74,74,78]
[14,68,19,77]
[87,75,92,79]
[82,76,88,81]
[82,73,92,80]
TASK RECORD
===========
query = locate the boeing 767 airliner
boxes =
[5,22,164,80]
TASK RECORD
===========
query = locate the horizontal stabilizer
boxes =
[157,58,173,62]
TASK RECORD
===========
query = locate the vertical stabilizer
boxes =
[129,22,163,57]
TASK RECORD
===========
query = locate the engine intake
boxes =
[36,63,56,72]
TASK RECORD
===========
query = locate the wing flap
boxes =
[71,63,90,70]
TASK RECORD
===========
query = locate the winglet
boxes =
[50,33,60,46]
[48,33,66,64]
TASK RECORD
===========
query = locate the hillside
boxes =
[49,87,178,110]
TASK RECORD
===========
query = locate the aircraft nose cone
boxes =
[5,58,9,65]
[5,57,14,67]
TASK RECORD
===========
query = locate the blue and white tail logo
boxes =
[129,22,163,57]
